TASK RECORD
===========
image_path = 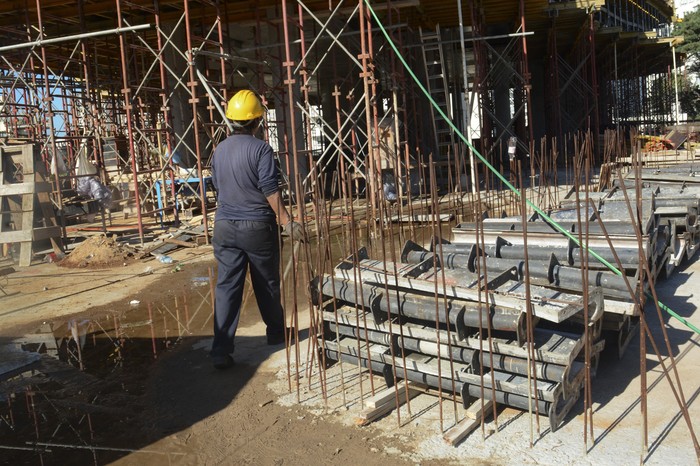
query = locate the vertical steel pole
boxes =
[588,11,600,160]
[183,0,210,243]
[614,40,619,127]
[153,0,175,220]
[216,0,229,117]
[295,0,327,402]
[280,0,306,403]
[358,0,380,241]
[35,0,67,241]
[116,0,145,243]
[458,0,477,194]
[518,0,535,205]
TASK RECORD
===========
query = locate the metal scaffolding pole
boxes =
[0,24,151,53]
[116,0,145,242]
[184,0,209,243]
[34,0,66,240]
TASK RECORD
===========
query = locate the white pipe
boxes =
[0,24,151,53]
[672,44,680,125]
[195,69,233,133]
[457,0,477,194]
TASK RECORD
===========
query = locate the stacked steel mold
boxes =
[313,249,599,432]
[313,177,700,432]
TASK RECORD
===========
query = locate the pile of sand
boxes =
[59,234,137,268]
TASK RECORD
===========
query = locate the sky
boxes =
[676,0,700,18]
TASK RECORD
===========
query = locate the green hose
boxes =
[363,0,700,335]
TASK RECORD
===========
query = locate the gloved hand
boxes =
[283,220,305,242]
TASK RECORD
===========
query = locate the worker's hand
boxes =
[283,221,305,242]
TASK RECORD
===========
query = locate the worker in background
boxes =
[209,89,304,370]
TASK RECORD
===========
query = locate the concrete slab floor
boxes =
[263,259,700,465]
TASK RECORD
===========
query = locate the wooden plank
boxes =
[34,171,64,254]
[603,299,637,315]
[18,192,33,267]
[442,399,493,446]
[3,194,24,235]
[365,381,413,409]
[0,226,62,248]
[0,230,32,242]
[0,182,38,196]
[145,225,206,256]
[466,399,494,420]
[355,383,421,426]
[33,226,62,241]
[443,416,481,446]
[0,226,59,243]
[164,237,197,248]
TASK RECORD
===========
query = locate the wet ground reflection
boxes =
[0,261,223,465]
[0,221,455,465]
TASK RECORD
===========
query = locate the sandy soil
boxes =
[58,234,139,269]
[0,245,208,336]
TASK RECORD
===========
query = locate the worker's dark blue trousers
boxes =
[211,219,285,357]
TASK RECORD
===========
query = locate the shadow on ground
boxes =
[583,260,700,456]
[0,258,305,465]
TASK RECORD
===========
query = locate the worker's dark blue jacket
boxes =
[211,133,279,223]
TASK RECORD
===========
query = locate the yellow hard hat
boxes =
[226,90,264,121]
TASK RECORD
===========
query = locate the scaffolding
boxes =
[0,1,679,238]
[1,0,697,461]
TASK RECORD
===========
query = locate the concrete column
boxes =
[529,57,547,141]
[493,47,513,165]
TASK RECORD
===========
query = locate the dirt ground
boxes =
[1,243,699,465]
[0,247,427,466]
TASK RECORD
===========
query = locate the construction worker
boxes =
[210,89,303,370]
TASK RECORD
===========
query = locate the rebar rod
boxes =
[572,134,593,449]
[617,160,700,459]
[518,158,541,444]
[115,0,145,243]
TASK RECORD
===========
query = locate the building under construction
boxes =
[1,0,699,464]
[0,0,683,238]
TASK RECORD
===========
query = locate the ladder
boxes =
[420,25,455,162]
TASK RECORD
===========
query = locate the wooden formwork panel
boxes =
[0,144,62,266]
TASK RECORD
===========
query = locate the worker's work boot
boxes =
[267,328,295,346]
[212,353,234,370]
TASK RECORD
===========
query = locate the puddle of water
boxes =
[0,261,223,464]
